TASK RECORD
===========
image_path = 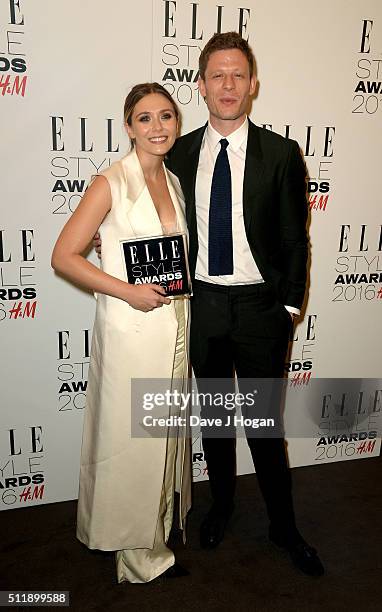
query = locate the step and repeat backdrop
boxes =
[1,0,381,510]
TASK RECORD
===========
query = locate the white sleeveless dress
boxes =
[76,150,191,582]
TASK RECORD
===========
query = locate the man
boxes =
[165,32,324,576]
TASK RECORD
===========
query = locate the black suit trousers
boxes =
[190,279,297,534]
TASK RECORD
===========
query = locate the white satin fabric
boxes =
[115,299,186,583]
[76,150,191,559]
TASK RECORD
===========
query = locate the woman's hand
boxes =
[93,232,102,259]
[124,283,171,312]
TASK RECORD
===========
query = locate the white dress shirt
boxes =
[194,117,299,315]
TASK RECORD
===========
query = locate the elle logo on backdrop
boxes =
[57,329,90,413]
[263,124,335,213]
[286,314,318,384]
[0,229,37,322]
[0,426,45,509]
[154,2,252,108]
[333,224,382,304]
[353,18,382,115]
[315,385,381,462]
[0,0,27,97]
[49,116,121,215]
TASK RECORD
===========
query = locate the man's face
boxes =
[198,48,256,134]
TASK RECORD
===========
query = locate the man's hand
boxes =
[93,232,102,259]
[124,283,171,312]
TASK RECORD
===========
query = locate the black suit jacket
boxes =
[166,119,308,310]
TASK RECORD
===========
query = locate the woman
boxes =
[51,83,191,583]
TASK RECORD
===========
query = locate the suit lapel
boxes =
[243,120,265,234]
[183,125,206,229]
[179,125,206,272]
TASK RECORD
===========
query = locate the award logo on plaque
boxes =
[121,233,191,297]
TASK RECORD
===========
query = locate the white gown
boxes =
[76,150,191,580]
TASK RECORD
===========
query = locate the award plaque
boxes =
[120,233,191,297]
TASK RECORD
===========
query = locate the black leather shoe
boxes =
[200,507,233,549]
[163,563,190,578]
[269,528,325,577]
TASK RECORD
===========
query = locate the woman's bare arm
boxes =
[51,176,170,311]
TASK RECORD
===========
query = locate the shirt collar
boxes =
[206,117,248,153]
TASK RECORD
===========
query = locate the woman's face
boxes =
[126,93,178,157]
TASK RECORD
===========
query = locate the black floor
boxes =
[1,455,381,612]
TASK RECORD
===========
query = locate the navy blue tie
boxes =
[208,138,233,276]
